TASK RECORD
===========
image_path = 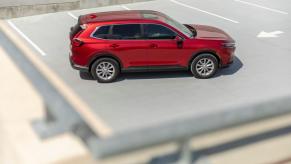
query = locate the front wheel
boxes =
[190,53,218,79]
[91,58,120,83]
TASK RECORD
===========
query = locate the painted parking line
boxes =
[0,20,113,138]
[7,20,46,56]
[170,0,239,24]
[121,5,130,10]
[67,12,78,20]
[235,0,288,15]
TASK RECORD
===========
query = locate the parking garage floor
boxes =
[4,0,291,135]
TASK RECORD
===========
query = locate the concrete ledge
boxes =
[79,0,152,8]
[0,2,80,19]
[0,0,152,19]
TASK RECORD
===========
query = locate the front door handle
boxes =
[110,44,119,48]
[149,43,158,48]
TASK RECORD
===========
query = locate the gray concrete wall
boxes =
[0,0,78,7]
[80,0,152,8]
[0,0,151,19]
[0,1,80,19]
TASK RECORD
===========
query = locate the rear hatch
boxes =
[70,16,82,39]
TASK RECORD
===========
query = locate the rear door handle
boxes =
[110,44,119,48]
[149,43,158,48]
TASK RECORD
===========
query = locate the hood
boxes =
[187,24,234,41]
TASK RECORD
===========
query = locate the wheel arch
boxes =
[188,50,221,68]
[88,52,123,71]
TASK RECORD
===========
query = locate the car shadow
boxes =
[79,70,193,81]
[79,56,243,81]
[213,56,243,78]
[79,70,94,80]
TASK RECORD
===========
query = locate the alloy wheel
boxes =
[96,61,115,80]
[195,58,215,76]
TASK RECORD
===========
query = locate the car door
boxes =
[106,24,149,68]
[142,24,185,66]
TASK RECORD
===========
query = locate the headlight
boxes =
[222,42,235,48]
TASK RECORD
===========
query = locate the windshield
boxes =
[163,15,194,38]
[142,12,194,38]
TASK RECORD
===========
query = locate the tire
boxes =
[91,58,120,83]
[190,53,218,79]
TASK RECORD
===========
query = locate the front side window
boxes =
[92,26,110,39]
[111,24,142,40]
[144,24,177,40]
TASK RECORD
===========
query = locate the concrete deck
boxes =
[6,0,291,134]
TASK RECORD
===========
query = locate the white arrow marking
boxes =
[257,31,284,38]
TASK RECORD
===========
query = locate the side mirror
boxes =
[175,36,184,48]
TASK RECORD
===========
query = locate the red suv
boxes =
[70,10,235,83]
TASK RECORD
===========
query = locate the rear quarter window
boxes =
[92,26,110,39]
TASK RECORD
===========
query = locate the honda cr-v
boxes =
[70,10,235,83]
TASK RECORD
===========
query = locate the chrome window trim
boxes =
[90,25,110,39]
[90,23,185,41]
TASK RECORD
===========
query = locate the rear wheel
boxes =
[190,53,218,79]
[91,58,120,83]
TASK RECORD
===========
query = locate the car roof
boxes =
[79,10,167,24]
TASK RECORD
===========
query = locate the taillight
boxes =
[72,38,84,47]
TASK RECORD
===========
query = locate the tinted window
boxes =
[112,24,142,40]
[144,24,177,39]
[92,26,110,39]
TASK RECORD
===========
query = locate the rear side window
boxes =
[144,24,177,39]
[111,24,142,40]
[92,26,110,39]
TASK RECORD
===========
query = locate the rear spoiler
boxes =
[70,16,82,39]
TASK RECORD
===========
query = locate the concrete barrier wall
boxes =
[80,0,152,8]
[0,1,80,19]
[0,0,151,19]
